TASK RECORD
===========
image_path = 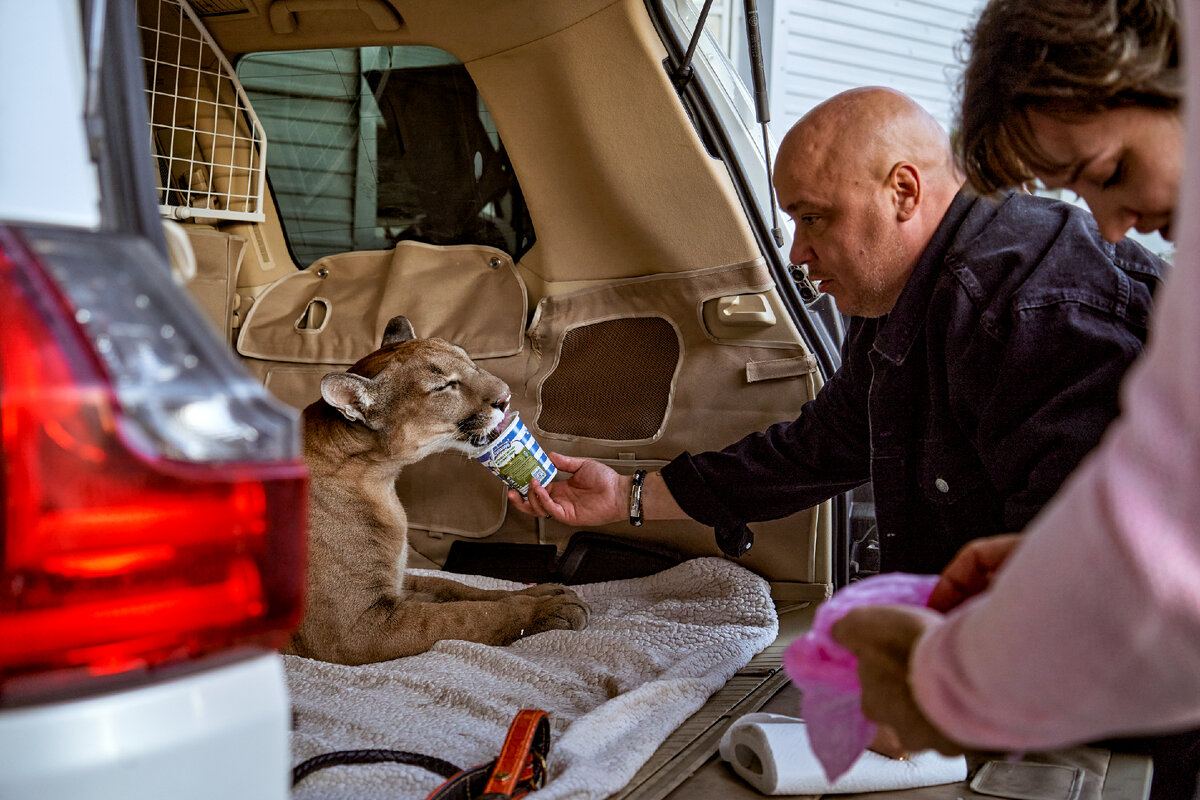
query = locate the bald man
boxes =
[511,87,1164,575]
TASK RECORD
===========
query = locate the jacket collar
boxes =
[871,189,978,366]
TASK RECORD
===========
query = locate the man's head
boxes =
[774,87,963,318]
[957,0,1181,242]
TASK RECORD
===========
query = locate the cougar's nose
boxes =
[492,391,511,412]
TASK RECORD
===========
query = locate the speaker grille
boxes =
[538,318,678,440]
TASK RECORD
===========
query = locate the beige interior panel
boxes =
[393,453,509,539]
[253,364,326,409]
[183,227,246,343]
[528,261,814,454]
[236,241,526,365]
[467,0,760,283]
[224,191,298,290]
[518,260,825,585]
[203,0,619,63]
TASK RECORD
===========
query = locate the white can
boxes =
[475,413,557,497]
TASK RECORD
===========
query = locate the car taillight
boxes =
[0,227,307,703]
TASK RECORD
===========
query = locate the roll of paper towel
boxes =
[718,713,967,795]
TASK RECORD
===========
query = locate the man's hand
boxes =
[507,452,627,526]
[831,605,965,755]
[926,534,1022,612]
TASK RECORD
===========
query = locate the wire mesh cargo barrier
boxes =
[138,0,267,223]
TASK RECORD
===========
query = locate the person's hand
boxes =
[868,724,909,760]
[507,452,628,527]
[926,534,1022,612]
[831,605,965,755]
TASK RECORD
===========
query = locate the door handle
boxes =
[716,293,776,327]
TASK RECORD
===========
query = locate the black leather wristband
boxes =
[629,469,647,527]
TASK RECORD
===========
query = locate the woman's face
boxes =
[1026,107,1183,243]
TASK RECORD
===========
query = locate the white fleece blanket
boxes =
[286,557,778,800]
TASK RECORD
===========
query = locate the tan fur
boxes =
[285,317,588,665]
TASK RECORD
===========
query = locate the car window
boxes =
[237,46,535,267]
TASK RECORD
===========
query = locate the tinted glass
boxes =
[238,46,534,266]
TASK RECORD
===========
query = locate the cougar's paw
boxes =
[516,582,575,598]
[524,585,590,635]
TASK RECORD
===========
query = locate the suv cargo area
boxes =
[136,0,841,796]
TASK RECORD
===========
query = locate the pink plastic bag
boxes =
[782,572,939,781]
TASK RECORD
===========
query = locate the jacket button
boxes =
[934,478,950,493]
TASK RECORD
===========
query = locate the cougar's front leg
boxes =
[404,573,533,602]
[338,580,590,664]
[405,574,591,640]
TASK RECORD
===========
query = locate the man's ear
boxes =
[889,162,920,221]
[321,372,376,426]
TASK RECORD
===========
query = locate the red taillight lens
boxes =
[0,231,307,702]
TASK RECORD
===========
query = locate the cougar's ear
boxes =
[381,316,417,347]
[321,372,377,426]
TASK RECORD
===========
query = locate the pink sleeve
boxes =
[908,3,1200,752]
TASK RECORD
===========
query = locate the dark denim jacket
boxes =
[662,191,1164,574]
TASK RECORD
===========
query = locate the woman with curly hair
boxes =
[957,0,1182,241]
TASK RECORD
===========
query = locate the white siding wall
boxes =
[767,0,984,142]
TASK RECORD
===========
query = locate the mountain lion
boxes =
[285,316,589,665]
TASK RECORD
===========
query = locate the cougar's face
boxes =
[352,338,512,460]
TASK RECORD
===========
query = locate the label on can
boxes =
[475,414,557,496]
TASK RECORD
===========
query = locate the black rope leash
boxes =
[291,710,550,799]
[292,748,462,787]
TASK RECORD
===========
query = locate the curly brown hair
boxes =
[956,0,1181,194]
